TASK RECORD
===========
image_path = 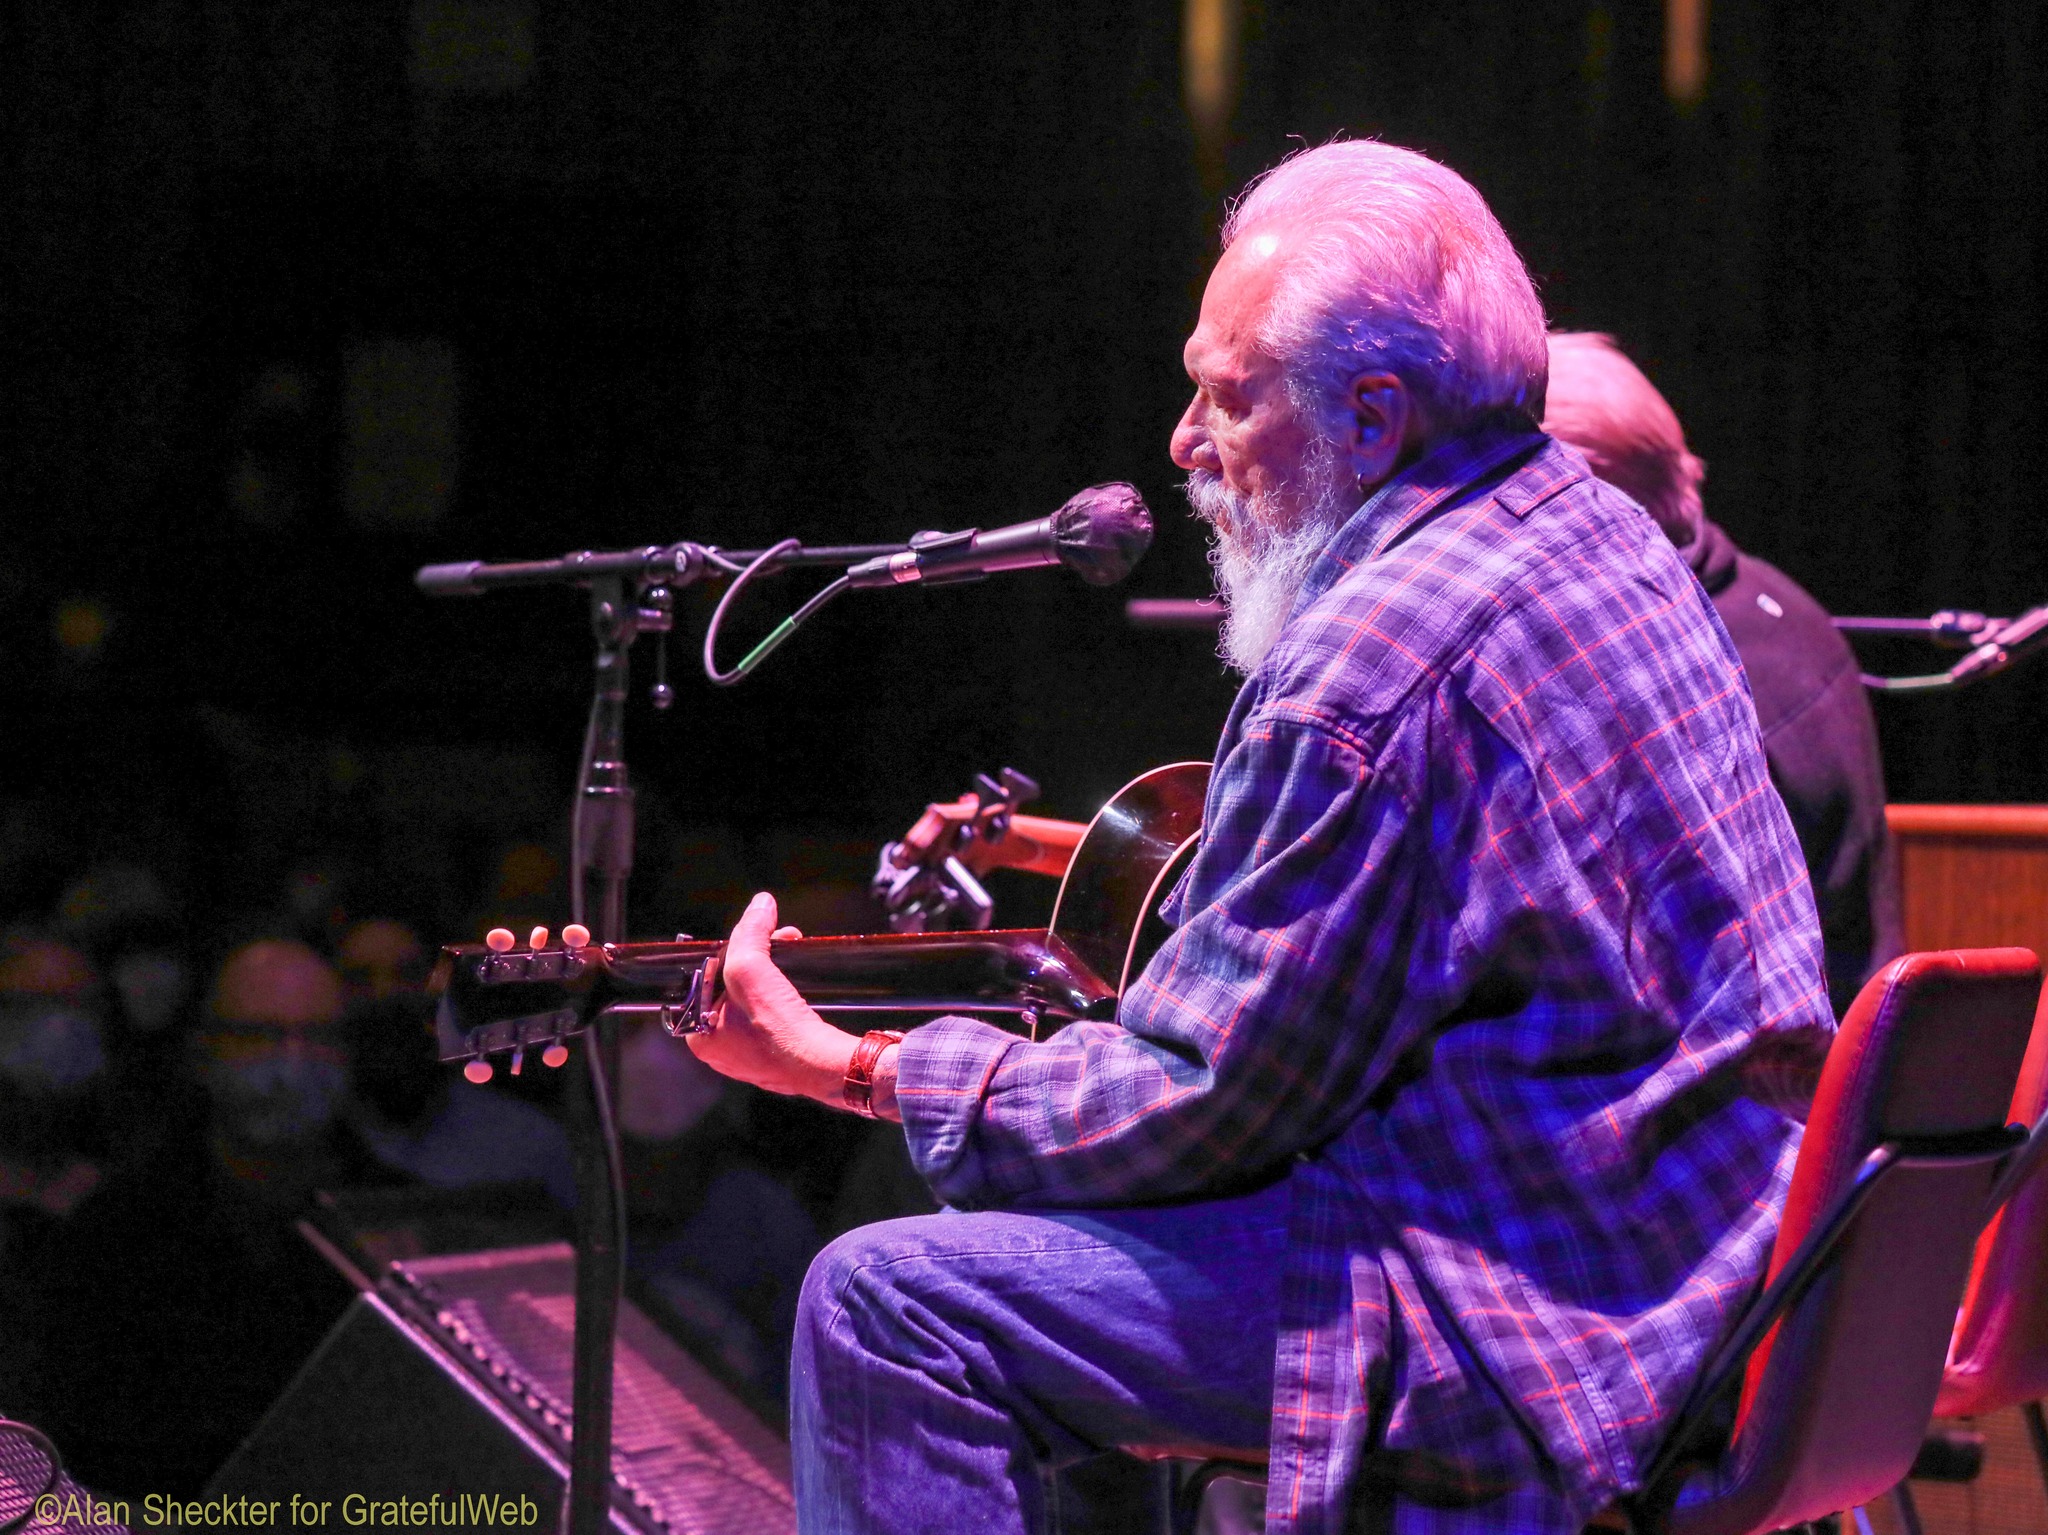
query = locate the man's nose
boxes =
[1170,399,1217,473]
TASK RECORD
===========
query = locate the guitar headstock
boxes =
[432,923,727,1080]
[430,922,602,1080]
[872,767,1040,932]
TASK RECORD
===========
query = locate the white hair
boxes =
[1223,140,1549,435]
[1541,332,1705,547]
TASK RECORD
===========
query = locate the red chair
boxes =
[1615,948,2039,1535]
[1161,951,2041,1535]
[1882,975,2048,1529]
[1933,977,2048,1427]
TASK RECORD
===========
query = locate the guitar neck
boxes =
[896,797,1089,883]
[433,762,1211,1075]
[433,928,1117,1066]
[975,814,1088,878]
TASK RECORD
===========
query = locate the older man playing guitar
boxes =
[686,141,1833,1535]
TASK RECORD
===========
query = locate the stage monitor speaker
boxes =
[1,1419,128,1535]
[208,1243,794,1535]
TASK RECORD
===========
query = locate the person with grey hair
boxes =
[686,142,1832,1534]
[1544,332,1902,1015]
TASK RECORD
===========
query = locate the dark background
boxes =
[4,0,2044,936]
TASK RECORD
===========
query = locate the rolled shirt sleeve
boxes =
[896,706,1428,1210]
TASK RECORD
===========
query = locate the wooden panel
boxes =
[1871,806,2048,1534]
[1888,803,2048,959]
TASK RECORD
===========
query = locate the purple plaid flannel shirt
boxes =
[896,425,1835,1530]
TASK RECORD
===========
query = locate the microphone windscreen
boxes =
[1050,484,1153,586]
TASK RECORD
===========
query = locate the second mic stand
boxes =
[1840,605,2048,692]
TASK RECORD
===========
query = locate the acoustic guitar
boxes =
[432,763,1209,1076]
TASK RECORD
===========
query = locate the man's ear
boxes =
[1340,373,1418,493]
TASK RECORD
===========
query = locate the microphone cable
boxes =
[702,538,852,687]
[1860,669,1959,693]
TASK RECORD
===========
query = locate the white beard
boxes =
[1186,459,1356,675]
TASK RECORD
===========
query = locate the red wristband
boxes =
[842,1029,904,1118]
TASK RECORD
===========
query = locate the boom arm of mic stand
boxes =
[416,539,907,597]
[1834,611,2008,645]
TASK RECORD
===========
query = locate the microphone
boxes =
[843,483,1153,591]
[1949,602,2048,686]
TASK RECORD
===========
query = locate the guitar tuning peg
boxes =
[509,1045,525,1076]
[529,925,550,950]
[542,1041,571,1070]
[463,1056,494,1084]
[562,923,591,949]
[1000,767,1040,805]
[486,927,516,953]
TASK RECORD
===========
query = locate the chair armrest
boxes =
[1983,1105,2048,1217]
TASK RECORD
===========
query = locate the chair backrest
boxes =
[1669,948,2040,1535]
[1935,976,2048,1417]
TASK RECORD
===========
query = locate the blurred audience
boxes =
[198,938,358,1196]
[11,939,371,1488]
[650,824,753,941]
[278,854,354,952]
[0,938,109,1236]
[617,1013,821,1402]
[337,915,428,1002]
[54,862,178,955]
[0,769,875,1483]
[108,937,194,1040]
[467,840,564,945]
[341,917,577,1208]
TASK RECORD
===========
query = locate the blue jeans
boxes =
[791,1180,1289,1535]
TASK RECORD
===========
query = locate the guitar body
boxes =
[1049,762,1209,995]
[432,761,1213,1069]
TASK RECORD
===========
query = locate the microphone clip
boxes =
[844,528,988,590]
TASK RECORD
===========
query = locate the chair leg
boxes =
[2024,1400,2048,1503]
[1888,1480,1926,1535]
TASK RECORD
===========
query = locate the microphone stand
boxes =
[418,534,900,1535]
[564,574,640,1535]
[1837,605,2048,692]
[418,504,1148,1530]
